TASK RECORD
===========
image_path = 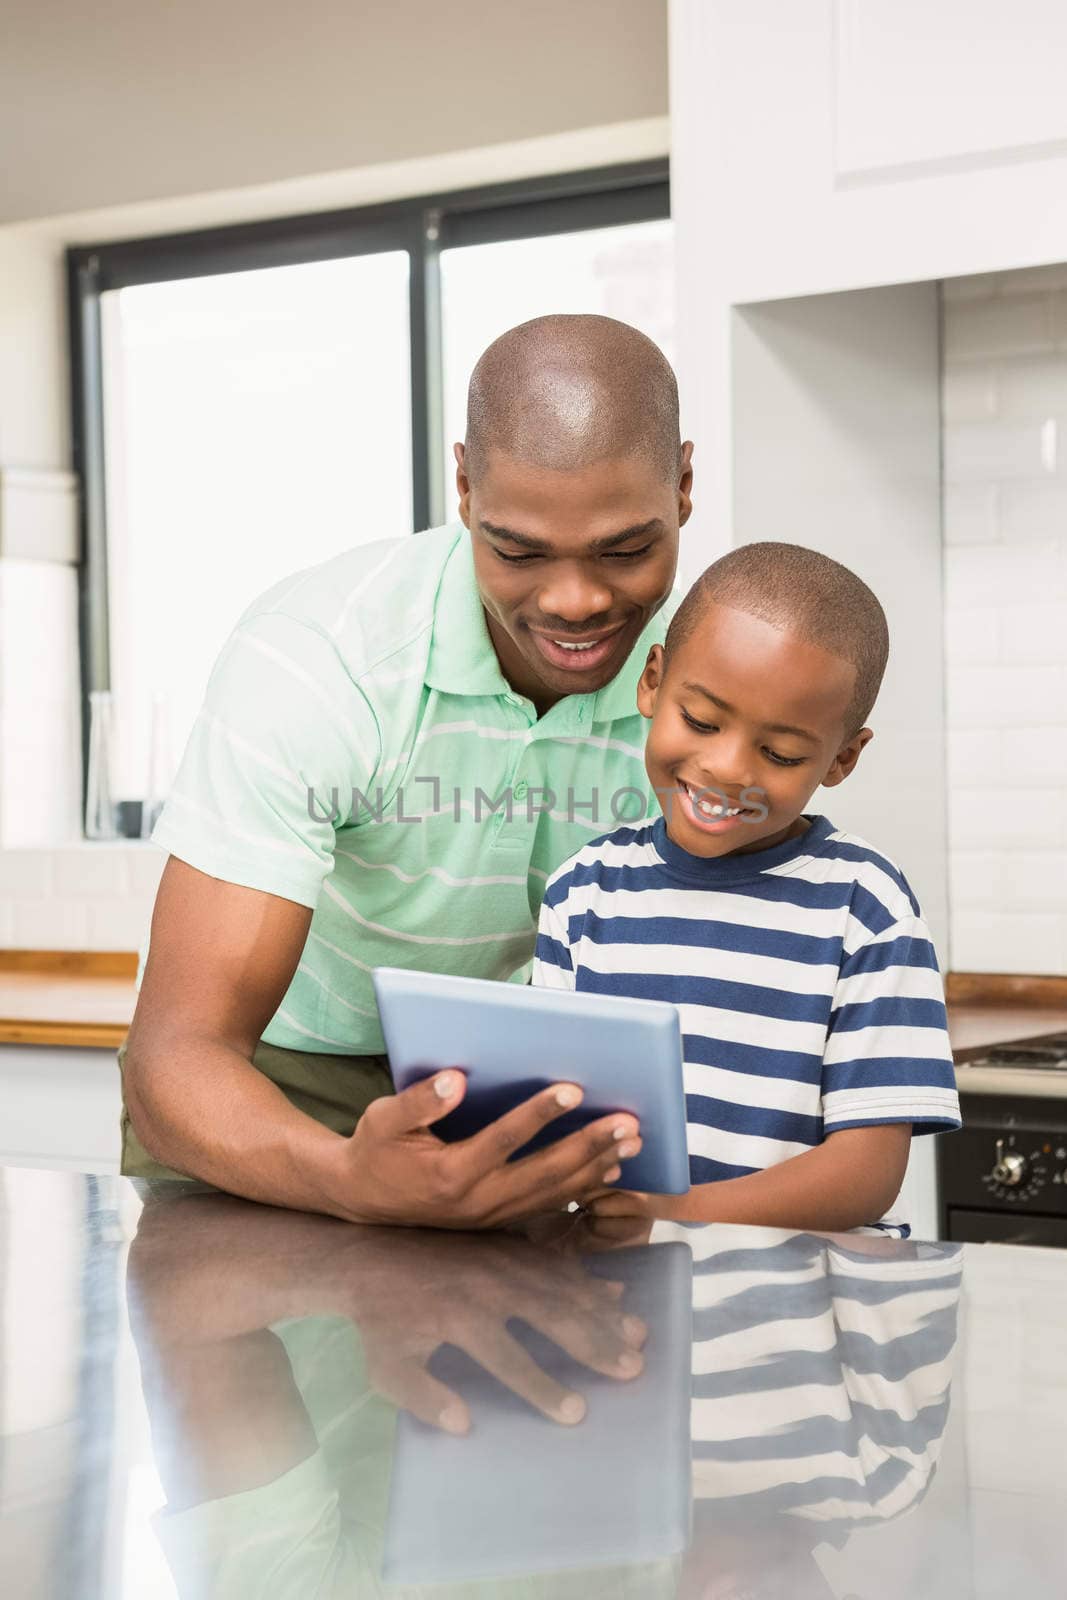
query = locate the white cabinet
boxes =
[0,1046,121,1172]
[670,0,1067,307]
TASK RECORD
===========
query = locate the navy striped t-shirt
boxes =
[532,813,961,1208]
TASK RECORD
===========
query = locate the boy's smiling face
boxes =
[638,601,874,859]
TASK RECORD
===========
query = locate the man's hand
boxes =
[129,1195,649,1452]
[343,1228,648,1431]
[125,860,643,1228]
[326,1069,644,1229]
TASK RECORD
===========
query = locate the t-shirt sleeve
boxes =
[150,611,381,909]
[531,877,577,991]
[821,913,962,1137]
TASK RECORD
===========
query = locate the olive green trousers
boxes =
[117,1037,395,1183]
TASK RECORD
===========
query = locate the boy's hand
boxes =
[585,1187,689,1221]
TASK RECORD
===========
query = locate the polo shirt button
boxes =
[514,780,528,799]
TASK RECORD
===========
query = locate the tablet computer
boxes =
[381,1240,694,1587]
[372,966,690,1196]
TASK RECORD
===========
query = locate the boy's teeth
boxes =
[554,639,597,651]
[684,783,741,818]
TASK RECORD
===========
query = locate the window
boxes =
[69,162,670,833]
[439,219,674,517]
[101,253,412,803]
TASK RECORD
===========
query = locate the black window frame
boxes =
[67,157,669,819]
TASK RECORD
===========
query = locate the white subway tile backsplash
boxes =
[949,787,1065,850]
[943,419,1056,483]
[941,364,998,425]
[1001,727,1067,785]
[0,844,161,951]
[85,898,152,952]
[1050,291,1067,348]
[944,664,1066,729]
[942,293,1053,361]
[944,606,1001,665]
[994,353,1067,420]
[950,911,1064,974]
[1000,602,1067,663]
[123,843,166,894]
[997,482,1067,543]
[51,845,131,898]
[10,898,91,949]
[947,728,999,787]
[998,852,1067,910]
[0,850,53,897]
[941,272,1004,304]
[942,485,999,546]
[998,265,1067,297]
[945,542,1064,609]
[949,851,1003,909]
[946,851,1067,915]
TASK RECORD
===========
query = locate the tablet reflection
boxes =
[127,1198,961,1599]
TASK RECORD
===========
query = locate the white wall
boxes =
[730,284,948,956]
[942,264,1067,975]
[1,0,668,225]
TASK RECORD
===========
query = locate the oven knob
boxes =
[991,1138,1028,1188]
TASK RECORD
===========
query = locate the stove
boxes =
[939,1033,1067,1247]
[965,1033,1067,1072]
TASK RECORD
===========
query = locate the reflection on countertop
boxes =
[0,1166,1065,1598]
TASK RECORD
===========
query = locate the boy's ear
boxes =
[637,644,665,720]
[821,727,873,788]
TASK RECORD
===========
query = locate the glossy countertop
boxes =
[1,1166,1066,1598]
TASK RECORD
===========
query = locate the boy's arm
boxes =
[588,1123,911,1227]
[595,907,959,1230]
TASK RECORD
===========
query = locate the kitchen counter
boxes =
[0,970,137,1047]
[1,1165,1066,1598]
[3,953,1066,1061]
[0,952,137,1048]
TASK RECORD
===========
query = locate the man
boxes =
[121,313,694,1225]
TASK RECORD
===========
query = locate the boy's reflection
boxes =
[127,1197,960,1599]
[670,1224,964,1600]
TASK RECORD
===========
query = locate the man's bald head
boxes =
[463,314,681,484]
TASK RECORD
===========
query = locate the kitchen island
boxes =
[0,1162,1064,1598]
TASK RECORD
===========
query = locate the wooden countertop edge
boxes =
[0,950,138,978]
[944,971,1067,1007]
[0,958,1063,1054]
[0,957,1061,998]
[0,1018,129,1049]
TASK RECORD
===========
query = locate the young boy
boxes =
[532,541,961,1233]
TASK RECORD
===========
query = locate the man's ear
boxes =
[637,644,665,720]
[821,727,874,788]
[678,440,694,528]
[454,442,471,529]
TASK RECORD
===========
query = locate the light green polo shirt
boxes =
[151,524,672,1055]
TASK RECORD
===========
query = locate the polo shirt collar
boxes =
[424,524,664,724]
[425,528,512,697]
[591,610,661,725]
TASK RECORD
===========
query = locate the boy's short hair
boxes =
[664,541,889,739]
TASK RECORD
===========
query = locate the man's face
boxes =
[638,602,872,859]
[458,444,692,710]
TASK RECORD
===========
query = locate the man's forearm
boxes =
[124,1032,350,1218]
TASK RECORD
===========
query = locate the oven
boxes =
[939,1035,1067,1246]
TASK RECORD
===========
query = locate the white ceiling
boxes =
[1,0,668,225]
